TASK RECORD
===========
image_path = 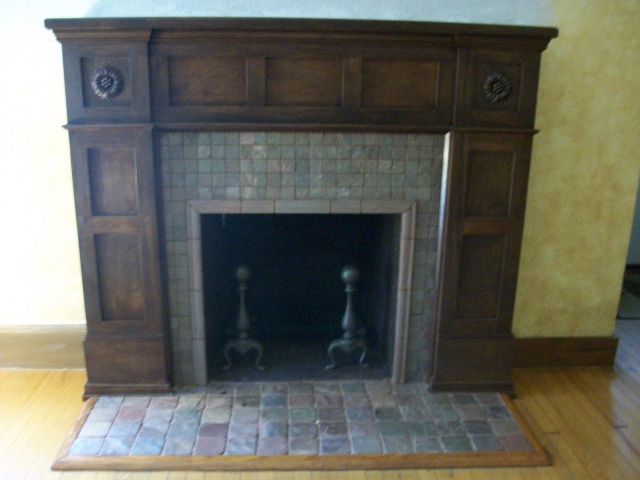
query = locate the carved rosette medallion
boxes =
[482,71,512,104]
[90,65,124,99]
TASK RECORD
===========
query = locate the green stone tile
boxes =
[441,435,473,452]
[289,407,316,423]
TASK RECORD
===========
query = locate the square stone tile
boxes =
[261,394,286,408]
[378,421,408,437]
[288,382,314,395]
[108,422,141,437]
[289,395,314,407]
[341,381,366,394]
[173,409,201,423]
[235,395,260,407]
[260,407,287,422]
[289,407,316,423]
[206,396,232,408]
[167,422,199,439]
[374,407,402,422]
[100,437,135,455]
[194,437,225,455]
[316,394,343,407]
[320,436,350,455]
[78,421,111,438]
[318,408,345,422]
[131,437,165,455]
[260,422,287,438]
[381,436,413,453]
[163,438,195,455]
[319,422,348,437]
[429,405,459,421]
[198,422,228,438]
[346,407,374,422]
[95,397,124,408]
[441,435,473,452]
[228,422,258,438]
[232,407,259,424]
[144,408,174,423]
[348,421,379,438]
[343,395,371,408]
[139,422,170,437]
[87,407,119,423]
[69,438,104,455]
[413,436,442,453]
[290,422,318,438]
[351,436,382,454]
[471,435,503,451]
[225,437,257,455]
[464,421,493,435]
[289,437,318,455]
[257,437,288,455]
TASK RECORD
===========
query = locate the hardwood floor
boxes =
[1,320,639,480]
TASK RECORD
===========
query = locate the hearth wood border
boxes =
[46,17,557,395]
[186,200,417,385]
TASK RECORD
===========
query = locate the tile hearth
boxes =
[69,380,532,457]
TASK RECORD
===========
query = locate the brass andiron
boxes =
[222,265,265,371]
[326,265,368,370]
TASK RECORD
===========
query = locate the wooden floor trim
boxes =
[513,336,619,368]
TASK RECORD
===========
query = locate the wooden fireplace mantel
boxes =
[46,17,557,396]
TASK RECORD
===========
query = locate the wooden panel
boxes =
[265,57,343,107]
[456,235,505,318]
[84,336,170,389]
[362,59,439,108]
[431,337,513,392]
[88,147,138,216]
[464,150,514,217]
[94,234,145,321]
[168,56,246,106]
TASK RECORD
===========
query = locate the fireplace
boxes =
[46,16,557,396]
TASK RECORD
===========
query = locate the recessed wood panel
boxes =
[88,147,138,216]
[464,150,514,217]
[456,235,505,318]
[95,234,145,321]
[362,60,439,108]
[169,56,247,106]
[265,58,342,107]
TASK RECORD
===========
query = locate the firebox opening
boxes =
[201,213,400,381]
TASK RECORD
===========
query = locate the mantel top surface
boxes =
[45,0,558,39]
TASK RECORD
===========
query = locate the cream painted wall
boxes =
[0,0,94,326]
[0,1,638,340]
[513,0,640,337]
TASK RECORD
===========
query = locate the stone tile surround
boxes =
[160,131,444,385]
[69,381,532,457]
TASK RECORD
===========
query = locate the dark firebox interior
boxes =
[201,214,399,381]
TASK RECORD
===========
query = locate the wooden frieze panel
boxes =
[361,59,439,109]
[265,57,343,107]
[168,56,247,106]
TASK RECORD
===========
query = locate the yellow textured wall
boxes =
[513,0,640,337]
